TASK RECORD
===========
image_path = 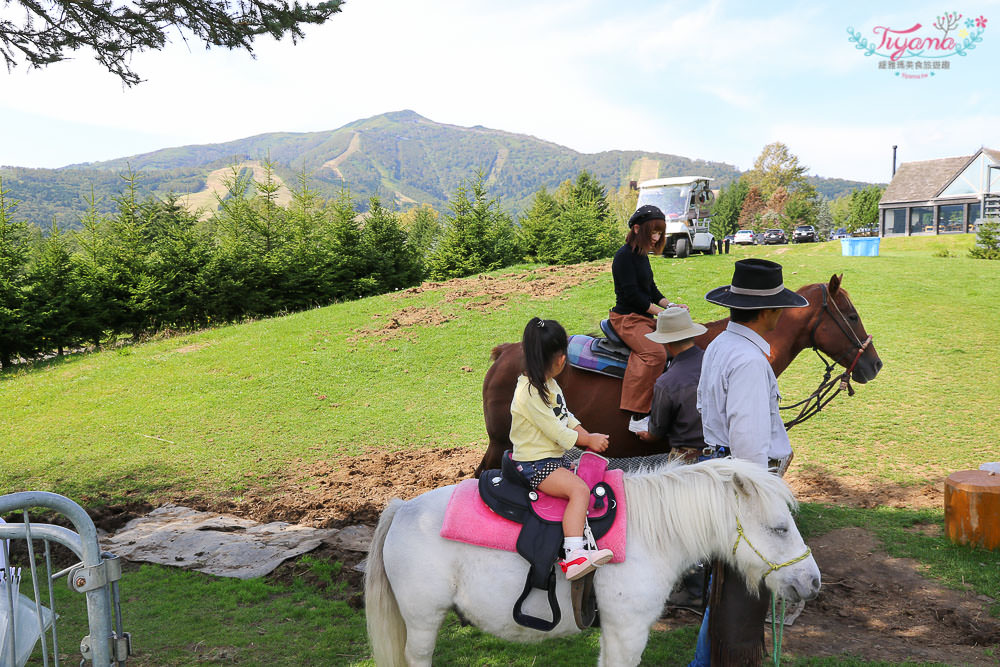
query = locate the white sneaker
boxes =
[561,549,599,581]
[628,415,649,433]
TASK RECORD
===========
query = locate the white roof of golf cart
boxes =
[638,177,714,188]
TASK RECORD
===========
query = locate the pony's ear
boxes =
[732,472,751,499]
[828,274,842,296]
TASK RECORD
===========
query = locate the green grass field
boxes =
[3,234,999,665]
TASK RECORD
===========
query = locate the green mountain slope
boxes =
[2,110,874,227]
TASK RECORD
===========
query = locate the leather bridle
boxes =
[780,284,873,429]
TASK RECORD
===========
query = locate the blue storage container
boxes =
[841,237,880,256]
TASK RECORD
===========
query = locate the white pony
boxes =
[365,458,821,667]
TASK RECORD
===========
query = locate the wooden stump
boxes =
[944,470,1000,550]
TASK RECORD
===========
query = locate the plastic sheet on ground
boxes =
[101,505,340,579]
[0,589,54,667]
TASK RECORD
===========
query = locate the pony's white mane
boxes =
[623,458,797,563]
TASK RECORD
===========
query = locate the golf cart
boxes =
[635,177,716,258]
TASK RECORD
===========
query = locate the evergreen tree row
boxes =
[0,166,625,369]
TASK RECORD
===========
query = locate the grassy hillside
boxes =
[2,110,872,227]
[2,234,996,503]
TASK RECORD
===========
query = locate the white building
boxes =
[878,147,1000,236]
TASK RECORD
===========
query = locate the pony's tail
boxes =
[365,498,407,667]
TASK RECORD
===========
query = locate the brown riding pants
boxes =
[609,311,667,414]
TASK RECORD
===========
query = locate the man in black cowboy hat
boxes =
[688,258,808,667]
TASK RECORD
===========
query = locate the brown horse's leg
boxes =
[475,343,522,478]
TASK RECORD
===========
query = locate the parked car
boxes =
[854,226,876,237]
[830,228,850,240]
[733,229,756,245]
[792,225,817,243]
[762,229,788,245]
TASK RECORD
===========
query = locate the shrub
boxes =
[969,218,1000,260]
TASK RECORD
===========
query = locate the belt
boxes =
[669,444,729,464]
[701,444,730,459]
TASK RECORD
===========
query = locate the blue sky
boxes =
[1,0,997,182]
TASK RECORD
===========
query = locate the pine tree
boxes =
[0,178,30,368]
[709,179,748,238]
[278,169,332,309]
[429,172,521,280]
[815,198,834,239]
[404,205,442,277]
[324,188,366,299]
[969,219,1000,259]
[24,220,84,356]
[141,196,213,329]
[519,188,559,261]
[359,196,423,294]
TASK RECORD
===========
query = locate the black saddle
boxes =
[596,319,631,364]
[478,453,617,631]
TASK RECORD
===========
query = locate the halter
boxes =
[732,517,812,578]
[781,284,873,429]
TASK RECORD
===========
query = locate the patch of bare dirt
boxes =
[399,263,609,308]
[232,447,483,528]
[780,527,1000,664]
[347,306,455,344]
[786,467,944,509]
[346,264,609,344]
[173,342,212,354]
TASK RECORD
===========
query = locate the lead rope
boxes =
[732,517,809,667]
[771,592,785,666]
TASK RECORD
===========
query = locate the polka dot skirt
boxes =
[528,460,564,489]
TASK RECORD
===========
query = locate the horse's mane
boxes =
[623,459,796,566]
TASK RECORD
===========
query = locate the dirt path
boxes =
[635,157,660,182]
[486,147,509,186]
[322,132,361,179]
[177,161,293,217]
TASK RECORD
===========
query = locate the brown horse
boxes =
[475,274,882,477]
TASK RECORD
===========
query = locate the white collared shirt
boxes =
[697,321,792,467]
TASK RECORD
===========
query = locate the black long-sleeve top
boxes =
[611,243,664,318]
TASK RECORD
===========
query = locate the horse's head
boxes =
[723,461,821,603]
[806,275,882,384]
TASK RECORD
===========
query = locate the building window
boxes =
[886,208,906,235]
[938,204,964,233]
[969,203,983,232]
[910,206,934,234]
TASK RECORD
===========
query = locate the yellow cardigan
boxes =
[510,375,580,461]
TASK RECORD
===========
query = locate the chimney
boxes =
[892,145,898,178]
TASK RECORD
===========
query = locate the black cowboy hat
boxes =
[705,258,808,309]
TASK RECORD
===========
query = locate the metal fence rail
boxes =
[0,492,130,666]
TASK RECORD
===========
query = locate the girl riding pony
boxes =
[510,317,613,580]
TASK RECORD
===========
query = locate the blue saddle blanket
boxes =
[566,335,628,378]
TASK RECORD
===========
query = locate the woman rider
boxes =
[609,205,688,433]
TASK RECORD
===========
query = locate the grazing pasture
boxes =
[2,234,998,664]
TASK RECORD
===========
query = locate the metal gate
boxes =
[0,492,131,666]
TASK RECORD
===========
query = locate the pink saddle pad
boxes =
[439,469,627,563]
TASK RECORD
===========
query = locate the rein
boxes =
[732,517,812,579]
[780,284,873,430]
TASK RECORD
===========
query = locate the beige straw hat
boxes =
[645,307,708,344]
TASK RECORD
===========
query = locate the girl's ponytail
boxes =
[521,317,568,405]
